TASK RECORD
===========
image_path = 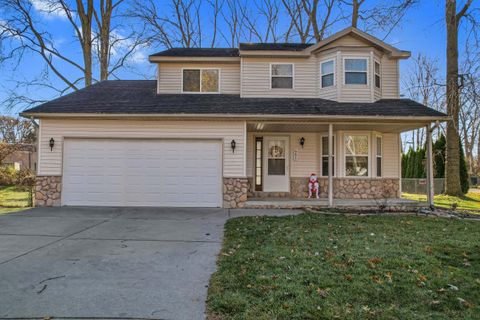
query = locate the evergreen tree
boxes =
[433,134,446,178]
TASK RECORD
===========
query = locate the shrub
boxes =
[0,167,35,188]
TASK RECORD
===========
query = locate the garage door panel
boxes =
[62,139,222,207]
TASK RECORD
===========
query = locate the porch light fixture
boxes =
[231,139,236,153]
[49,138,55,151]
[299,137,305,148]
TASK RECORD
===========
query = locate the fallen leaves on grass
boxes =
[367,257,383,268]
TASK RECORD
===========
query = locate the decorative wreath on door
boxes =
[270,145,284,158]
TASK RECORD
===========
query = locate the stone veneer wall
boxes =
[290,177,400,199]
[223,178,248,208]
[35,176,62,207]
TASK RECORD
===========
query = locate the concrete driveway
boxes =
[0,207,301,320]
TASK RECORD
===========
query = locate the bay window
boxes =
[321,59,335,88]
[271,64,293,89]
[344,58,367,85]
[182,68,219,93]
[345,134,369,177]
[374,61,381,88]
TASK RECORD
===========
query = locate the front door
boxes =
[263,136,289,192]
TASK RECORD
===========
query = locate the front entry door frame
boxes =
[263,136,290,192]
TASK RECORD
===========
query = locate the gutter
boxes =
[20,111,450,122]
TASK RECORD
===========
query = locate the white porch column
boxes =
[328,124,333,207]
[426,124,434,209]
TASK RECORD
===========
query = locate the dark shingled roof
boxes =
[22,80,447,118]
[150,48,239,57]
[239,43,313,51]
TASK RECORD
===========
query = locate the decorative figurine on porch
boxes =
[308,173,319,199]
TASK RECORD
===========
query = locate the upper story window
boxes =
[345,134,369,176]
[344,58,367,85]
[182,69,219,93]
[374,61,381,88]
[321,60,335,88]
[271,64,293,89]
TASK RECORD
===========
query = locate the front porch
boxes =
[240,119,437,209]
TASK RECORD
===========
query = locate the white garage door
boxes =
[62,139,222,207]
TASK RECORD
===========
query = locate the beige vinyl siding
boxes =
[290,133,318,177]
[321,34,371,51]
[157,62,240,94]
[382,133,400,178]
[241,57,318,98]
[318,54,337,100]
[38,119,246,177]
[381,56,399,98]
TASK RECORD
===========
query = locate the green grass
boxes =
[403,192,480,212]
[0,185,31,213]
[207,213,480,319]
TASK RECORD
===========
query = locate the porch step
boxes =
[245,198,424,211]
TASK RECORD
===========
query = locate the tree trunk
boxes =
[352,0,359,28]
[99,0,112,81]
[444,0,463,195]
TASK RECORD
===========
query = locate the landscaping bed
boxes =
[207,213,480,319]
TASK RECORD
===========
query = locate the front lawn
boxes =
[207,213,480,319]
[0,185,31,214]
[403,191,480,212]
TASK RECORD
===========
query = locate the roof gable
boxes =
[306,27,410,58]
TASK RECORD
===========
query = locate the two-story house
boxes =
[22,27,447,208]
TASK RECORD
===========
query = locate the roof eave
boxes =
[20,111,450,122]
[148,56,241,63]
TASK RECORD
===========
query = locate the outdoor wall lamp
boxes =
[49,138,55,151]
[231,139,236,153]
[299,137,305,148]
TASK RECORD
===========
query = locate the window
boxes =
[267,139,286,175]
[345,134,369,176]
[321,60,335,88]
[374,61,381,88]
[255,138,263,191]
[182,69,219,93]
[376,136,382,177]
[321,136,335,176]
[271,64,293,89]
[344,58,367,85]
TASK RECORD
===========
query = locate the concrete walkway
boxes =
[0,207,301,320]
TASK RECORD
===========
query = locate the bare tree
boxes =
[403,54,445,148]
[219,0,244,47]
[445,0,473,196]
[131,0,202,48]
[341,0,417,39]
[281,0,312,43]
[0,0,145,111]
[0,116,36,165]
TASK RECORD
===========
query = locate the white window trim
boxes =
[375,134,383,177]
[181,68,221,94]
[269,63,295,90]
[374,60,381,89]
[320,134,336,177]
[320,59,335,89]
[343,57,369,86]
[344,132,371,178]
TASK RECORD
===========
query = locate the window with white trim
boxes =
[321,135,335,176]
[271,64,293,89]
[345,134,369,176]
[344,58,367,85]
[321,60,335,88]
[182,69,219,93]
[376,136,382,177]
[374,61,381,88]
